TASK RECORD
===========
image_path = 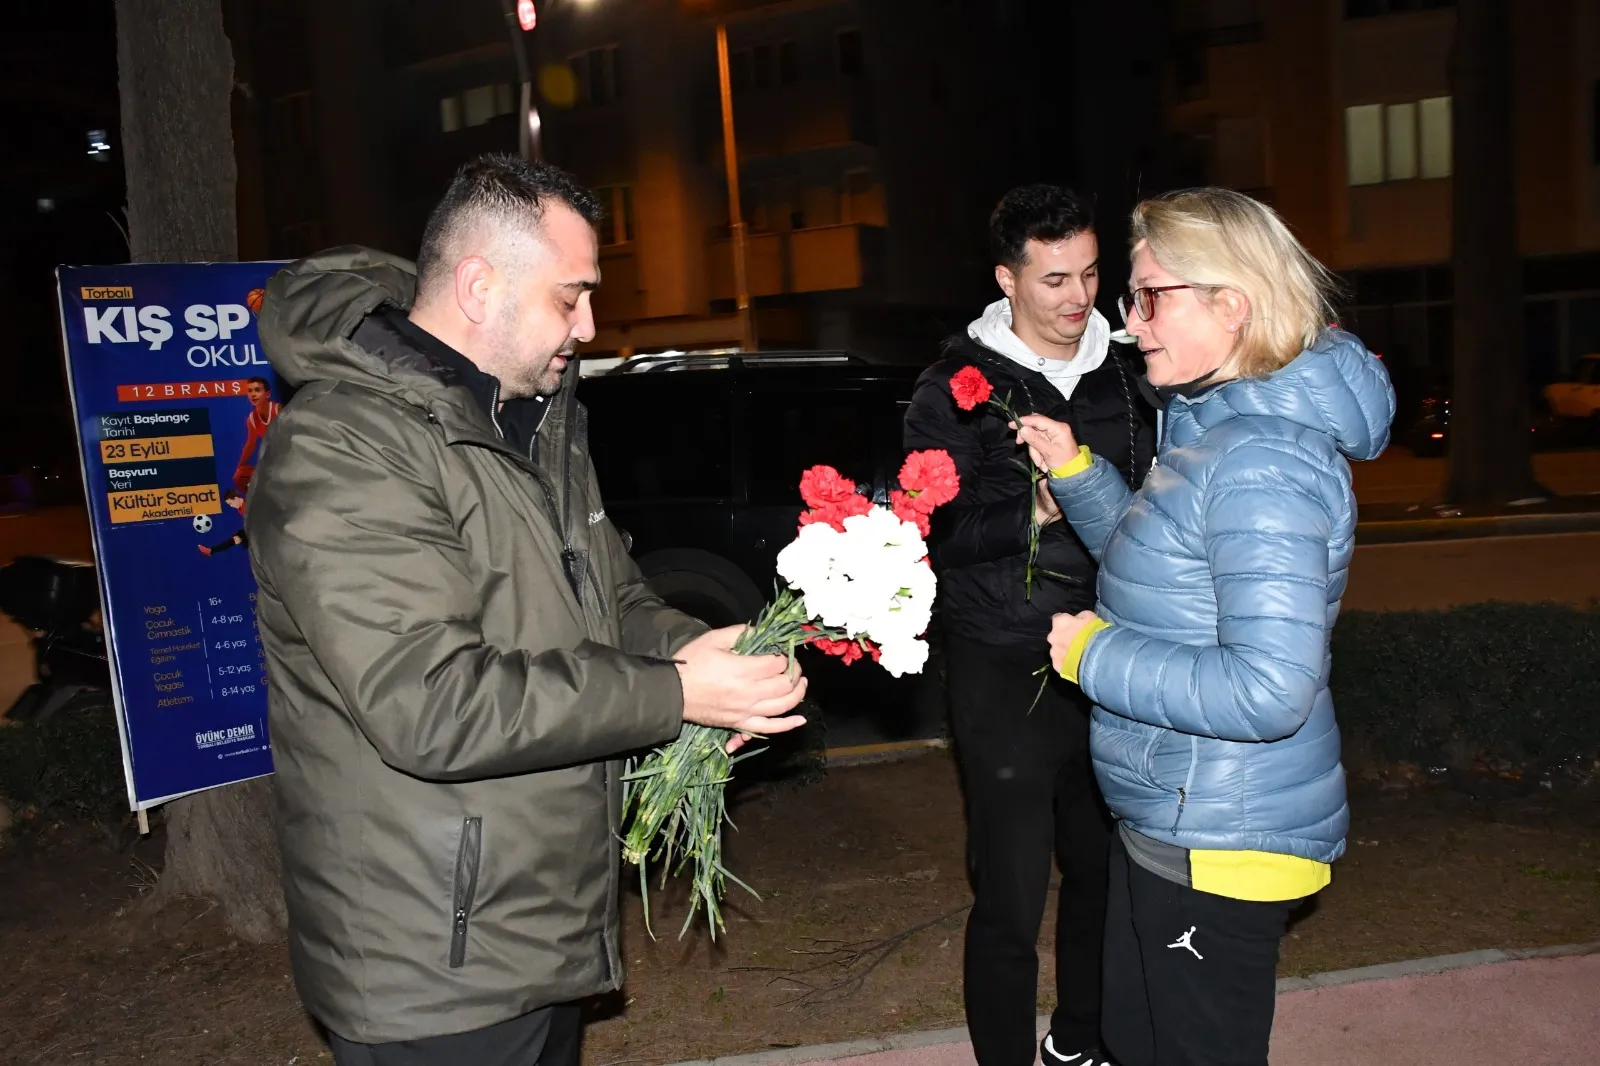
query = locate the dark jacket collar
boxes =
[379,311,551,458]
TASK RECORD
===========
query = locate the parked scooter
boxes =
[0,555,114,723]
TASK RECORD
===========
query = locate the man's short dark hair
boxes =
[989,184,1096,270]
[416,153,604,300]
[245,376,270,391]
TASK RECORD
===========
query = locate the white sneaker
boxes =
[1040,1033,1118,1066]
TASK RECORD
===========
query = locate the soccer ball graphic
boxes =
[192,514,214,534]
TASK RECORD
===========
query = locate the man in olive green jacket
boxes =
[248,156,807,1066]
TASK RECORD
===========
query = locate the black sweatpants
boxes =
[328,1004,580,1066]
[946,638,1111,1066]
[1102,836,1297,1066]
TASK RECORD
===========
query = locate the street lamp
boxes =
[714,22,757,353]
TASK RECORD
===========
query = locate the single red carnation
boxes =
[898,449,960,512]
[863,639,882,663]
[949,365,994,411]
[799,465,859,509]
[890,490,932,537]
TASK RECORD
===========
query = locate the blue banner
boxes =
[56,262,285,809]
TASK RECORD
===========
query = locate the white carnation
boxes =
[877,638,930,678]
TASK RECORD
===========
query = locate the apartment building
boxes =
[229,0,1073,358]
[1165,0,1600,408]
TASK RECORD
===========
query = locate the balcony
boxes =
[707,223,885,300]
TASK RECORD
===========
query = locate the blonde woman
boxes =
[1015,188,1395,1066]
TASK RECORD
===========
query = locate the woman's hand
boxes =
[1014,414,1081,473]
[1049,610,1100,675]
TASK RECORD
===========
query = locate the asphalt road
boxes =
[1352,448,1600,505]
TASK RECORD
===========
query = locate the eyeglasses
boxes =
[1119,285,1193,324]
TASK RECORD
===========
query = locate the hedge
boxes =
[3,604,1597,827]
[1331,602,1600,773]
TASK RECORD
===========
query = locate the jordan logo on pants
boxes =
[1168,926,1203,960]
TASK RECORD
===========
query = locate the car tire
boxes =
[636,549,767,630]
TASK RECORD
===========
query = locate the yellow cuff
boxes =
[1048,446,1093,480]
[1060,618,1111,684]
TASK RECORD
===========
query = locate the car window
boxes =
[584,381,734,502]
[745,388,879,506]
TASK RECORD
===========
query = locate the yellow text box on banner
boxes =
[99,434,216,464]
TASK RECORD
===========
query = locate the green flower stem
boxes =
[988,392,1045,599]
[621,589,829,939]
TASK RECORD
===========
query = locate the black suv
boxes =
[581,351,926,625]
[579,351,940,745]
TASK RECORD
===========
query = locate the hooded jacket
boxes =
[246,247,705,1043]
[1049,330,1396,861]
[903,309,1155,652]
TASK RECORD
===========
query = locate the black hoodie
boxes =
[903,333,1155,653]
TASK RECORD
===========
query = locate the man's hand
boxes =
[675,626,807,750]
[1049,610,1100,675]
[1035,476,1062,526]
[1013,414,1082,473]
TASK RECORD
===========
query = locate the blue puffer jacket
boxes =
[1050,330,1395,862]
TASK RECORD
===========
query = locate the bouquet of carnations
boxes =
[621,450,960,937]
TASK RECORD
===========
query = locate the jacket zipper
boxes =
[449,816,483,968]
[1169,736,1199,835]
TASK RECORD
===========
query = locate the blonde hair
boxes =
[1130,188,1341,380]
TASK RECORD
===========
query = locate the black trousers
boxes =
[327,1004,580,1066]
[1103,837,1297,1066]
[946,639,1111,1066]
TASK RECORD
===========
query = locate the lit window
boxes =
[440,96,462,133]
[1346,97,1451,184]
[1419,96,1452,178]
[1385,102,1418,181]
[1345,105,1384,186]
[463,85,498,127]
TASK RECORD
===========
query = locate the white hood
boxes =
[967,297,1112,403]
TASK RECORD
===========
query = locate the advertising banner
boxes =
[56,262,285,809]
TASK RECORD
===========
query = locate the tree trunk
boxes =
[1444,0,1542,506]
[116,0,286,942]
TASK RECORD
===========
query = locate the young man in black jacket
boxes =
[904,186,1154,1066]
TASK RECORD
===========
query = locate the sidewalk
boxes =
[665,946,1600,1066]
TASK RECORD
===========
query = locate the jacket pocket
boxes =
[449,816,482,969]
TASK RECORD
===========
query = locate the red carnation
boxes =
[799,465,859,509]
[798,492,874,533]
[890,490,932,537]
[813,637,863,665]
[898,449,960,512]
[949,365,994,411]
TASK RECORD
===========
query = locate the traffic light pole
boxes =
[500,0,543,161]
